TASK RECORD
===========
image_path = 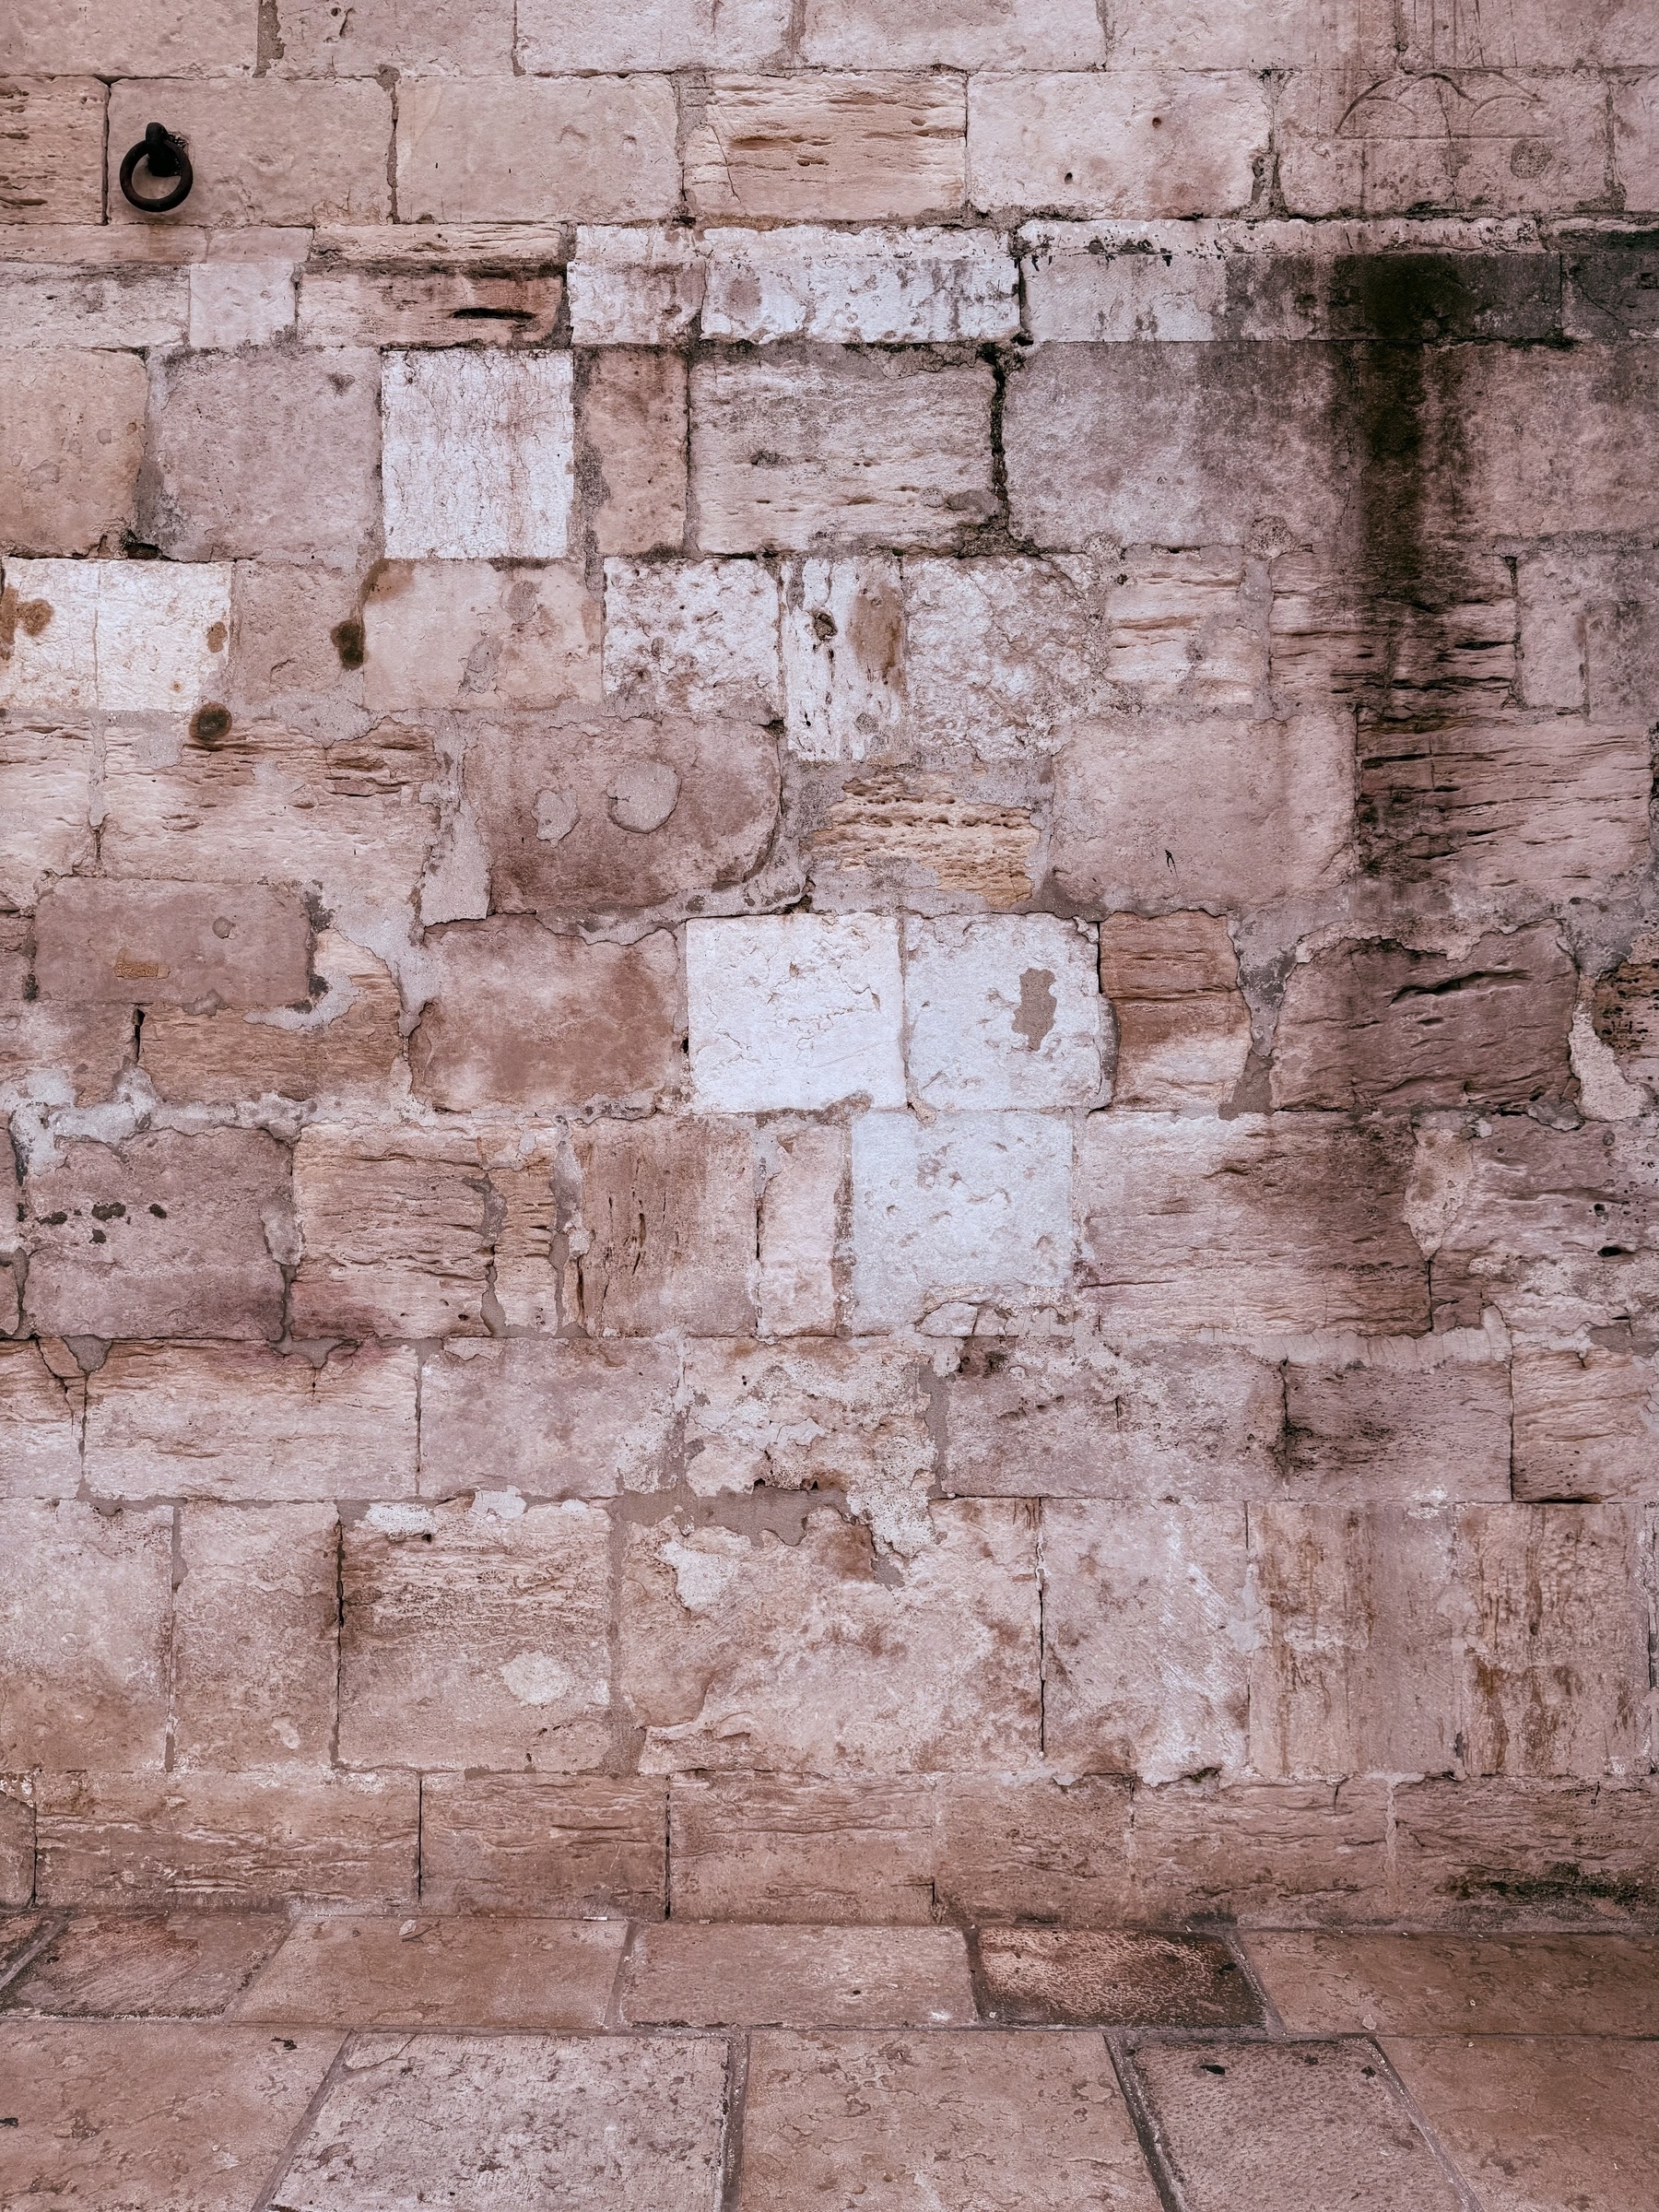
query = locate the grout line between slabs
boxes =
[1103,2031,1189,2212]
[251,2029,357,2212]
[1369,2037,1490,2212]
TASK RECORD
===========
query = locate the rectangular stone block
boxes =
[0,351,145,556]
[270,0,512,74]
[758,1127,844,1336]
[383,349,572,559]
[0,559,231,714]
[1,0,255,73]
[782,554,906,762]
[84,1343,418,1504]
[1616,75,1659,209]
[362,560,597,712]
[899,553,1106,758]
[604,559,781,721]
[688,912,903,1112]
[903,914,1106,1111]
[289,1126,495,1338]
[1134,1779,1390,1926]
[1098,911,1253,1110]
[1394,1776,1659,1922]
[1512,1349,1659,1503]
[669,1773,938,1924]
[418,1773,668,1915]
[518,0,786,66]
[578,350,688,556]
[0,77,102,225]
[339,1497,611,1771]
[1283,1355,1512,1502]
[1077,1114,1429,1337]
[418,1339,678,1500]
[34,879,310,1011]
[299,265,561,347]
[396,78,679,222]
[701,225,1018,345]
[687,75,966,221]
[691,352,996,552]
[0,1779,33,1906]
[187,251,302,350]
[618,1922,975,2028]
[108,81,393,228]
[172,1504,338,1771]
[0,1002,130,1111]
[568,1118,758,1336]
[1516,544,1659,716]
[620,1498,1040,1773]
[1453,344,1659,538]
[34,1771,419,1909]
[0,1341,82,1501]
[0,1502,171,1771]
[0,262,189,349]
[24,1129,291,1342]
[0,724,92,908]
[567,225,705,346]
[969,69,1268,218]
[1268,548,1519,722]
[808,768,1041,907]
[802,0,1104,66]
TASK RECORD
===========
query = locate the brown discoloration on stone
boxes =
[812,771,1039,908]
[233,1914,626,2028]
[33,880,312,1011]
[289,1126,495,1339]
[1,1912,285,2018]
[579,349,689,556]
[1283,1358,1513,1502]
[569,1117,759,1337]
[619,1921,975,2027]
[1512,1347,1659,1501]
[686,75,968,221]
[418,1774,667,1916]
[1253,1929,1659,2036]
[978,1927,1262,2028]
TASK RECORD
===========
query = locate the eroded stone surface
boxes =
[235,1914,627,2028]
[620,1921,974,2026]
[2,1911,285,2018]
[977,1928,1262,2028]
[1253,1930,1659,2036]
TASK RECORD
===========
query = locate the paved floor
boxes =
[1,1912,1655,2209]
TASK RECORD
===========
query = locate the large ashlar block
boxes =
[517,0,787,67]
[809,770,1041,910]
[1283,1355,1512,1502]
[701,226,1018,345]
[969,69,1268,218]
[781,554,905,763]
[1133,1778,1391,1926]
[25,1129,292,1342]
[687,75,967,222]
[691,352,997,552]
[1051,715,1354,912]
[33,880,311,1011]
[383,351,573,560]
[268,0,510,72]
[688,913,905,1113]
[0,1502,171,1771]
[1516,544,1659,715]
[1269,547,1519,722]
[568,227,707,347]
[298,264,560,349]
[1098,912,1253,1111]
[0,351,145,556]
[290,1126,496,1338]
[361,562,597,712]
[802,0,1104,66]
[0,77,103,224]
[568,1118,758,1336]
[758,1126,845,1336]
[0,560,230,715]
[1618,75,1659,209]
[0,1341,82,1502]
[578,351,688,556]
[1453,345,1659,539]
[419,1340,679,1500]
[189,253,302,350]
[899,554,1108,758]
[619,1499,1039,1772]
[1078,1115,1428,1337]
[0,262,188,353]
[903,915,1107,1111]
[172,1504,339,1771]
[107,81,393,226]
[467,712,781,921]
[1042,1500,1249,1783]
[84,1344,418,1504]
[340,1497,612,1771]
[0,725,93,907]
[603,559,781,721]
[411,921,678,1112]
[396,78,679,222]
[851,1112,1075,1330]
[1512,1348,1659,1502]
[1392,1776,1659,1922]
[418,1773,668,1915]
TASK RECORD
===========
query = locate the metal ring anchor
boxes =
[119,123,194,214]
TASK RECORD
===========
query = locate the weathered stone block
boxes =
[1393,1776,1659,1922]
[669,1772,938,1923]
[1516,545,1659,716]
[579,351,688,556]
[270,0,512,73]
[419,1339,678,1500]
[0,262,189,351]
[603,559,780,720]
[691,352,997,552]
[802,0,1104,66]
[567,226,705,347]
[0,725,92,906]
[1133,1778,1390,1926]
[687,913,904,1112]
[418,1773,668,1915]
[289,1126,494,1338]
[568,1118,758,1336]
[976,1925,1261,2028]
[339,1496,611,1771]
[903,914,1106,1111]
[1453,345,1659,538]
[899,553,1108,758]
[396,78,679,222]
[0,1341,82,1501]
[2,0,253,71]
[34,880,311,1010]
[620,1921,976,2027]
[108,81,393,228]
[1512,1349,1659,1503]
[362,562,597,712]
[1284,1356,1512,1502]
[687,76,966,223]
[810,770,1041,909]
[188,253,300,350]
[1269,549,1517,721]
[0,77,102,224]
[518,0,787,67]
[172,1504,338,1771]
[702,225,1018,344]
[0,1779,33,1906]
[1098,912,1253,1111]
[969,69,1268,217]
[1,559,231,715]
[25,1129,291,1342]
[0,351,145,556]
[620,1499,1039,1772]
[300,264,559,347]
[0,1002,130,1112]
[382,350,572,560]
[781,554,905,762]
[1616,75,1659,209]
[758,1126,844,1336]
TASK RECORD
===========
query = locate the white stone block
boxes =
[688,913,906,1113]
[382,350,574,559]
[187,261,298,349]
[904,915,1107,1110]
[518,0,789,70]
[700,226,1018,344]
[568,227,706,346]
[603,559,781,720]
[0,559,231,714]
[759,1125,846,1335]
[851,1111,1074,1329]
[968,70,1268,218]
[782,555,906,763]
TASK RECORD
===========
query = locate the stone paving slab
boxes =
[232,1913,628,2028]
[1248,1930,1659,2036]
[977,1926,1263,2027]
[618,1921,977,2027]
[0,1908,286,2018]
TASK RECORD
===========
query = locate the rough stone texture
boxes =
[0,1340,83,1501]
[361,561,597,712]
[686,76,967,221]
[581,351,688,554]
[419,1339,678,1501]
[0,76,104,225]
[518,0,788,69]
[171,1504,339,1772]
[619,1921,975,2026]
[1,1911,285,2018]
[1253,1930,1659,2036]
[1133,1780,1390,1927]
[568,1118,759,1336]
[34,879,311,1010]
[702,227,1018,345]
[2,558,231,713]
[977,1927,1262,2028]
[234,1914,627,2028]
[418,1773,668,1916]
[1098,912,1253,1112]
[396,79,680,222]
[108,81,392,228]
[969,70,1268,218]
[0,350,146,555]
[1393,1777,1659,1924]
[1512,1349,1659,1501]
[289,1127,494,1339]
[1281,1353,1513,1502]
[383,349,573,560]
[903,914,1106,1110]
[688,913,904,1112]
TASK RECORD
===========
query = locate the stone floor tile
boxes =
[233,1913,627,2028]
[0,2020,341,2211]
[1248,1930,1659,2036]
[1383,2035,1659,2212]
[0,1912,50,1984]
[270,2032,727,2212]
[740,2029,1163,2212]
[977,1927,1263,2028]
[619,1922,975,2027]
[1127,2038,1465,2212]
[1,1910,287,2018]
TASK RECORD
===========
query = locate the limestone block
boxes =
[568,1118,758,1336]
[1516,546,1659,716]
[0,724,92,907]
[142,348,381,564]
[1512,1348,1659,1502]
[0,264,189,348]
[1133,1778,1390,1925]
[0,1341,82,1501]
[396,78,679,222]
[411,921,678,1112]
[567,227,705,346]
[1077,1115,1429,1337]
[24,1129,291,1341]
[107,81,394,228]
[189,258,298,349]
[34,880,311,1011]
[1392,1775,1659,1922]
[850,1111,1074,1330]
[969,70,1267,218]
[1103,550,1262,708]
[781,555,905,763]
[1272,928,1578,1112]
[1269,550,1517,721]
[1566,232,1659,342]
[290,1126,495,1338]
[943,1337,1282,1500]
[1098,912,1252,1111]
[517,0,787,66]
[1390,0,1654,65]
[1616,75,1659,210]
[975,1926,1261,2028]
[417,1773,668,1914]
[603,559,780,721]
[811,771,1040,909]
[758,1126,844,1336]
[299,267,561,348]
[0,559,230,716]
[84,1343,418,1503]
[172,1504,338,1771]
[0,351,145,555]
[0,77,102,224]
[270,0,513,73]
[687,75,966,222]
[223,561,365,712]
[701,225,1018,343]
[233,1914,626,2029]
[900,554,1109,758]
[1112,0,1335,65]
[578,351,688,557]
[903,915,1106,1111]
[1456,1504,1648,1778]
[1,0,254,73]
[1451,345,1659,538]
[468,712,780,920]
[383,350,573,560]
[687,913,905,1113]
[0,1781,31,1905]
[0,1002,130,1111]
[0,1502,172,1771]
[1284,1356,1512,1503]
[691,353,997,552]
[801,0,1104,66]
[419,1339,679,1500]
[1594,946,1659,1089]
[619,1498,1039,1771]
[339,1496,611,1770]
[1042,1500,1250,1783]
[33,1770,418,1908]
[1051,715,1354,912]
[680,1338,935,1557]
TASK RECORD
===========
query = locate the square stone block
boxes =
[903,914,1106,1109]
[382,349,573,559]
[688,913,905,1112]
[977,1928,1262,2028]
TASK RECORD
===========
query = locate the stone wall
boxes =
[2,0,1658,1927]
